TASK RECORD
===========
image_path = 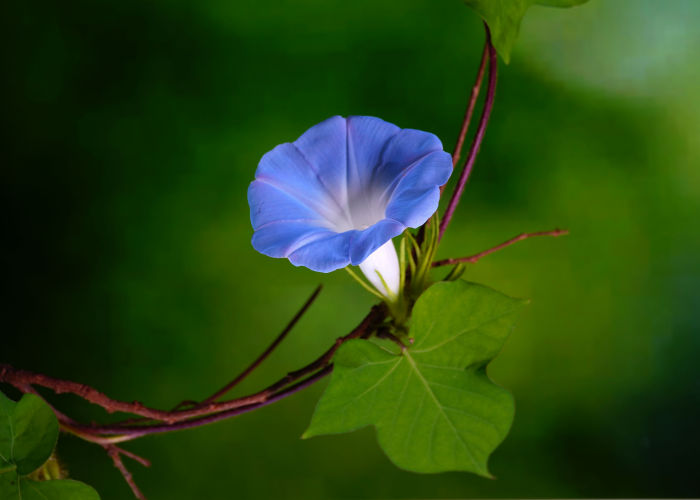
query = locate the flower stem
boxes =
[439,23,498,241]
[199,284,323,404]
[448,39,489,175]
[432,229,569,267]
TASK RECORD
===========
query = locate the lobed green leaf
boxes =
[463,0,590,63]
[304,280,527,476]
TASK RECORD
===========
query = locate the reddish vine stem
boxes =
[105,445,148,500]
[14,383,80,427]
[2,305,383,498]
[112,446,151,467]
[74,366,335,442]
[199,284,323,405]
[420,35,487,249]
[118,285,323,425]
[447,39,488,177]
[1,306,385,439]
[432,229,569,267]
[0,286,326,425]
[0,366,178,423]
[439,23,498,240]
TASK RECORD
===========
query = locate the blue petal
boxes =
[386,188,440,228]
[292,116,349,210]
[385,150,453,227]
[248,180,325,230]
[346,116,400,193]
[373,128,446,189]
[255,142,346,225]
[288,231,353,272]
[349,219,406,265]
[388,149,453,193]
[252,221,330,258]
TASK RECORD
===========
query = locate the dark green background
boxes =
[3,0,699,498]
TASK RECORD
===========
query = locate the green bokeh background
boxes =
[3,0,699,498]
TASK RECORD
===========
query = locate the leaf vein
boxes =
[424,380,500,405]
[403,391,427,454]
[442,405,500,433]
[412,307,519,354]
[340,358,402,410]
[404,351,481,472]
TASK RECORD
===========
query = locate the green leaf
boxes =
[21,478,102,500]
[463,0,589,63]
[0,392,59,475]
[0,471,100,500]
[0,392,101,499]
[0,472,20,498]
[304,280,527,476]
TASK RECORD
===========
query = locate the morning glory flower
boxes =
[248,116,452,297]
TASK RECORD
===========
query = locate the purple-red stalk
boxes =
[432,229,569,267]
[439,23,498,240]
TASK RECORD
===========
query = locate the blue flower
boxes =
[248,116,452,294]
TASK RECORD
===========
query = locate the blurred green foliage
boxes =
[2,0,699,498]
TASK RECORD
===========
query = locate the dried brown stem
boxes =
[432,229,569,267]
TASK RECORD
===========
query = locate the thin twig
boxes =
[1,304,384,500]
[0,365,177,422]
[0,287,330,425]
[2,305,385,443]
[419,37,487,247]
[114,446,151,468]
[439,23,498,240]
[432,229,569,267]
[200,284,323,404]
[447,40,489,177]
[81,366,335,443]
[106,445,147,500]
[88,306,382,436]
[14,383,81,426]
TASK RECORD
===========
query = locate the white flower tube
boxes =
[359,239,400,298]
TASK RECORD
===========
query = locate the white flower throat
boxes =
[315,184,400,298]
[319,185,390,234]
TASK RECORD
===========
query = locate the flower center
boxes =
[323,185,389,233]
